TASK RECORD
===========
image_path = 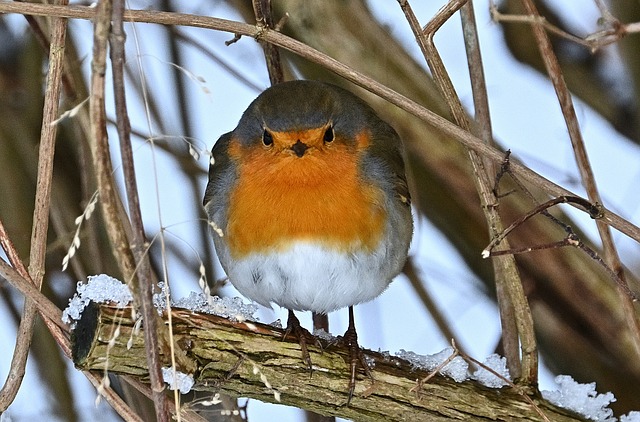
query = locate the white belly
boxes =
[224,241,395,314]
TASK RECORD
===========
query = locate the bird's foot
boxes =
[283,310,319,372]
[337,307,373,405]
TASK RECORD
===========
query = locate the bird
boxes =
[203,80,413,403]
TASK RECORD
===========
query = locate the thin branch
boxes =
[109,0,169,419]
[0,1,69,410]
[89,0,139,300]
[28,0,68,304]
[399,0,537,385]
[520,0,640,361]
[460,0,494,152]
[482,196,602,256]
[84,372,146,422]
[459,0,531,383]
[482,194,639,302]
[252,0,284,85]
[489,0,639,51]
[0,2,639,245]
[0,220,39,410]
[413,345,460,388]
[173,28,263,92]
[0,258,67,331]
[492,148,640,304]
[454,342,550,422]
[488,240,571,257]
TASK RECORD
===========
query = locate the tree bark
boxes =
[72,302,586,422]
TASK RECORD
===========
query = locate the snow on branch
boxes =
[66,275,594,421]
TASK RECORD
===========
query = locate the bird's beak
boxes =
[291,140,309,157]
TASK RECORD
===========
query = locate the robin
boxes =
[203,80,413,402]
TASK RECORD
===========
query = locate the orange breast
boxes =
[225,133,386,258]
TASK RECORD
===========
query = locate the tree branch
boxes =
[72,303,585,422]
[400,0,537,384]
[0,0,70,411]
[108,1,170,419]
[519,0,640,363]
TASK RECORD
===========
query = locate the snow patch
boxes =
[472,354,510,388]
[542,375,615,421]
[62,274,133,327]
[313,328,336,342]
[620,411,640,422]
[62,274,258,328]
[161,367,194,394]
[172,291,258,322]
[396,347,468,382]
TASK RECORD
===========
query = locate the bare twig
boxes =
[453,342,551,422]
[491,150,640,297]
[84,372,145,422]
[459,0,530,383]
[0,2,638,245]
[109,0,169,419]
[489,0,638,51]
[28,0,68,305]
[0,221,41,410]
[252,0,284,85]
[520,0,640,361]
[413,346,460,389]
[0,258,67,331]
[483,198,638,304]
[89,0,144,300]
[225,33,242,46]
[399,0,537,384]
[483,196,602,256]
[0,0,69,411]
[174,29,263,92]
[0,222,30,286]
[460,1,494,154]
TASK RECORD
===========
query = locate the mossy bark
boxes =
[73,302,586,421]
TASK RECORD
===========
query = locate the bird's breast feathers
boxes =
[223,132,388,258]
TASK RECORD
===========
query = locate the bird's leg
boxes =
[342,306,373,404]
[284,309,314,371]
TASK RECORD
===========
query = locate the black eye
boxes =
[262,129,274,147]
[323,126,334,143]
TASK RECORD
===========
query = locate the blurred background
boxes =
[1,0,639,420]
